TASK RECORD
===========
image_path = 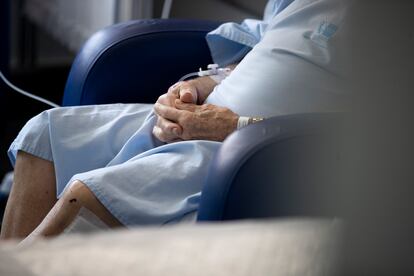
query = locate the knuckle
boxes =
[68,180,87,196]
[166,124,173,133]
[70,180,85,190]
[158,122,168,133]
[167,84,176,92]
[152,127,163,140]
[180,82,192,92]
[156,117,162,127]
[157,94,166,103]
[168,83,181,94]
[158,135,168,143]
[154,125,174,143]
[161,120,170,131]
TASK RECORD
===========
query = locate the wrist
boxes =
[208,67,233,84]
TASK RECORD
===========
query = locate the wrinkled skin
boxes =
[153,100,239,142]
[153,75,239,143]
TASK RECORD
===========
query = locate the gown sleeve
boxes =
[205,0,295,66]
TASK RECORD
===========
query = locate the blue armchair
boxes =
[63,19,221,106]
[63,19,341,221]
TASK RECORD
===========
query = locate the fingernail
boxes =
[173,128,180,136]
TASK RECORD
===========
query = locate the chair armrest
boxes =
[62,19,221,106]
[197,113,342,221]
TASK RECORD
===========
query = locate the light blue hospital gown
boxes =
[8,0,350,226]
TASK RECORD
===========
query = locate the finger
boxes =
[153,125,171,142]
[157,83,181,106]
[156,82,183,107]
[179,82,198,104]
[157,116,182,137]
[156,94,171,106]
[154,103,182,122]
[152,125,182,143]
[174,99,197,112]
[168,82,182,94]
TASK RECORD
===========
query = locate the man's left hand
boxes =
[153,100,238,142]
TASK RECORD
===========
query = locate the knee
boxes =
[65,180,93,205]
[68,180,87,191]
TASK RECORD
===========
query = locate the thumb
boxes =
[179,82,198,104]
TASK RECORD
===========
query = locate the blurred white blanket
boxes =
[0,219,341,276]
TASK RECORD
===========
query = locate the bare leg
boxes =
[23,180,123,242]
[1,151,57,240]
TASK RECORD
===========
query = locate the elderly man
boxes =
[1,0,350,241]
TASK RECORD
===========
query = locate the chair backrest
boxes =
[197,113,343,221]
[63,19,220,106]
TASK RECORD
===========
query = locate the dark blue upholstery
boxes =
[197,113,342,221]
[63,19,221,106]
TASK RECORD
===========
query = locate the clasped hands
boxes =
[153,78,239,143]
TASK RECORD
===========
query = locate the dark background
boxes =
[0,0,70,179]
